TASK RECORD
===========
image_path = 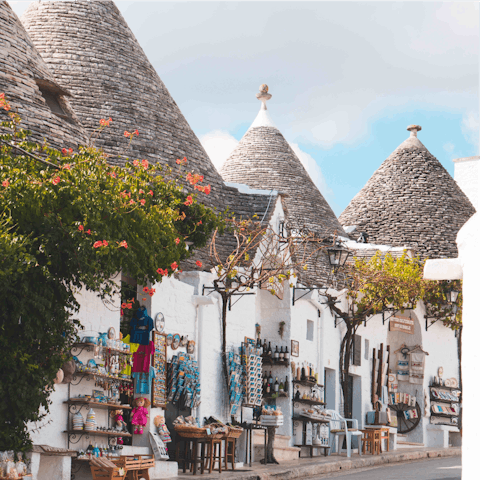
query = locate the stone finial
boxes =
[407,125,422,137]
[256,84,272,110]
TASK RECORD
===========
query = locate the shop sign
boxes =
[390,316,415,334]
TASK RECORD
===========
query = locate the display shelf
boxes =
[73,371,132,383]
[293,415,330,424]
[71,342,132,356]
[430,397,457,405]
[263,391,289,399]
[64,430,132,437]
[293,398,325,406]
[293,379,323,388]
[429,383,460,392]
[430,412,458,418]
[261,355,290,366]
[65,399,132,410]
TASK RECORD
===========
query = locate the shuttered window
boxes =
[353,334,362,366]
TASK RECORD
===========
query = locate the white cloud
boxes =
[443,142,455,154]
[461,112,479,149]
[199,130,238,172]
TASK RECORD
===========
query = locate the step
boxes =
[253,444,300,463]
[252,431,291,448]
[397,441,425,447]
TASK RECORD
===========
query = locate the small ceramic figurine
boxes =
[110,408,128,444]
[131,397,150,434]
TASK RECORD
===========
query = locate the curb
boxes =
[172,447,461,480]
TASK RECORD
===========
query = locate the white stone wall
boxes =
[453,156,479,210]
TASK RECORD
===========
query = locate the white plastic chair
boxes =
[325,410,363,457]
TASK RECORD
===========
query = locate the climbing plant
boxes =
[0,95,223,452]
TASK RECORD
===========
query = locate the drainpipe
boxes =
[308,293,325,394]
[191,294,215,422]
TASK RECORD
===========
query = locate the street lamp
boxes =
[446,283,460,304]
[327,245,352,272]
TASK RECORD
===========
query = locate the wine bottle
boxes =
[266,382,271,394]
[274,377,279,392]
[284,346,290,361]
[301,363,306,380]
[267,342,272,357]
[273,345,279,360]
[296,366,301,380]
[268,371,273,384]
[279,380,284,392]
[284,376,289,393]
[279,346,284,360]
[263,339,267,355]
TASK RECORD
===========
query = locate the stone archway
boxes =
[386,310,425,444]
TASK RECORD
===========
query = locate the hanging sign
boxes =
[390,316,415,334]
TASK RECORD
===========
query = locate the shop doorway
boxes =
[165,401,191,460]
[325,368,336,411]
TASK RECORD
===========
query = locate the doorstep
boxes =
[172,446,461,479]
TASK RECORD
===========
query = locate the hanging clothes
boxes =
[133,366,156,395]
[133,341,155,373]
[121,334,140,376]
[409,351,425,385]
[130,306,154,345]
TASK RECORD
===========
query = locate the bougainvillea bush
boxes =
[0,95,223,451]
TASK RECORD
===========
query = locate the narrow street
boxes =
[305,456,461,479]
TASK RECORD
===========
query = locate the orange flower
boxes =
[52,176,61,185]
[175,238,180,245]
[184,196,193,206]
[133,160,139,167]
[78,225,84,232]
[86,229,91,235]
[129,199,135,205]
[93,241,103,248]
[196,260,202,268]
[134,129,139,136]
[124,131,130,137]
[63,164,71,170]
[204,185,211,195]
[171,261,178,271]
[126,303,132,309]
[139,189,144,194]
[197,220,202,225]
[140,199,146,206]
[121,302,127,309]
[102,240,108,247]
[157,267,164,275]
[119,240,128,248]
[143,286,149,293]
[2,180,9,188]
[176,159,182,164]
[141,159,149,169]
[148,190,153,196]
[62,148,67,155]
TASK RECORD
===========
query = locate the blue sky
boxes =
[11,1,479,215]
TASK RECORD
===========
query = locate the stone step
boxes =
[397,441,425,447]
[253,444,300,463]
[252,431,291,448]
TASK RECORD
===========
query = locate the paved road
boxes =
[306,456,461,479]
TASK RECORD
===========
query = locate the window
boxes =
[365,339,369,360]
[352,334,361,366]
[35,78,74,123]
[306,320,314,341]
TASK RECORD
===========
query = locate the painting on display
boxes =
[152,332,167,408]
[291,340,299,357]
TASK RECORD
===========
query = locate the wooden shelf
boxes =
[66,399,132,410]
[74,371,132,383]
[293,416,330,424]
[430,397,457,405]
[430,412,458,418]
[293,398,325,406]
[264,392,289,399]
[293,379,323,388]
[72,342,132,356]
[261,355,290,366]
[429,384,460,392]
[65,430,132,437]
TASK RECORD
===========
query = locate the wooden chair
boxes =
[204,438,222,473]
[90,457,126,480]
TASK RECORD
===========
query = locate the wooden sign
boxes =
[390,316,415,335]
[152,332,167,408]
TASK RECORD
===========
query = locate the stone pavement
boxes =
[173,446,461,479]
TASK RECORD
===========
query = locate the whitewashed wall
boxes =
[453,156,479,210]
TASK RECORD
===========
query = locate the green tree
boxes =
[0,95,223,452]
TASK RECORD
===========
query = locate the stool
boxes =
[204,438,222,473]
[224,437,236,470]
[379,428,389,452]
[175,438,206,475]
[361,429,381,455]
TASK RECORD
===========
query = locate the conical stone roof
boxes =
[221,86,345,238]
[339,125,476,259]
[21,1,279,269]
[21,0,227,202]
[0,1,86,148]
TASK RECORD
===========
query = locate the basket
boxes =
[174,424,209,438]
[226,426,244,438]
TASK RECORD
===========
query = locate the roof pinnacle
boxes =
[407,124,422,137]
[256,84,272,110]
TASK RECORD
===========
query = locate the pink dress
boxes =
[131,406,148,426]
